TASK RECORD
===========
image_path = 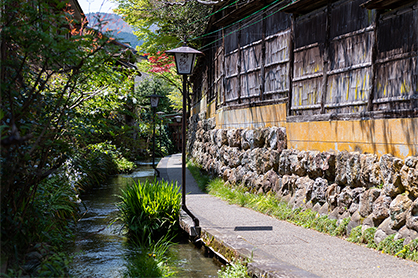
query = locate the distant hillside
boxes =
[86,12,142,49]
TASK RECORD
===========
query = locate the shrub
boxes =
[116,179,181,243]
[332,218,350,237]
[396,239,418,261]
[347,226,363,243]
[361,227,377,248]
[377,234,404,255]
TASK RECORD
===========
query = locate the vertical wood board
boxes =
[225,52,238,78]
[265,63,289,95]
[330,0,374,38]
[329,31,374,71]
[293,46,323,79]
[326,67,372,106]
[292,77,323,109]
[240,71,261,99]
[265,30,290,66]
[240,43,262,73]
[225,77,238,102]
[374,56,418,103]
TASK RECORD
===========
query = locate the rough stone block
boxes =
[401,156,418,198]
[280,175,298,197]
[375,217,397,245]
[380,154,405,197]
[389,194,413,230]
[326,183,340,210]
[335,151,362,188]
[406,198,418,232]
[307,177,328,205]
[227,129,242,148]
[359,188,381,218]
[372,195,392,222]
[394,226,418,246]
[359,153,379,188]
[347,211,362,235]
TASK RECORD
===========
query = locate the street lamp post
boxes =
[166,44,203,236]
[148,94,162,177]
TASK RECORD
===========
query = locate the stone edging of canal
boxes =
[179,210,318,278]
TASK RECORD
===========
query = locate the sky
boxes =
[78,0,118,14]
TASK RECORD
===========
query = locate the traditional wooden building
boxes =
[191,0,417,158]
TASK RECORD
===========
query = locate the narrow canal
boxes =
[68,161,220,277]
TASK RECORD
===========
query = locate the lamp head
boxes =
[147,94,163,108]
[165,44,204,75]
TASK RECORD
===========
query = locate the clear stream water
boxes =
[68,161,220,278]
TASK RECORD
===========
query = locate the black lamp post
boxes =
[166,44,203,236]
[147,94,162,177]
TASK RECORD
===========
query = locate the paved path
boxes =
[157,154,418,278]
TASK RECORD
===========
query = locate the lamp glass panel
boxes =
[150,96,159,108]
[175,53,195,74]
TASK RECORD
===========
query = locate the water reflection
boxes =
[69,161,220,277]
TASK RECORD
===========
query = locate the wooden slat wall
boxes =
[373,4,418,112]
[218,6,292,107]
[194,0,417,120]
[214,31,225,106]
[265,30,291,100]
[324,0,374,114]
[291,7,326,114]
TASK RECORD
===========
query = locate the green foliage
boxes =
[86,142,136,173]
[290,208,318,228]
[218,260,250,278]
[187,160,211,192]
[347,226,377,248]
[35,251,74,278]
[377,234,405,255]
[332,218,350,237]
[115,0,212,54]
[114,0,212,110]
[64,142,135,192]
[362,227,378,248]
[2,174,78,276]
[1,0,139,269]
[116,179,181,243]
[347,226,363,243]
[124,235,176,278]
[395,239,418,261]
[312,216,338,234]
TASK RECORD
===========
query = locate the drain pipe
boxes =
[181,75,200,237]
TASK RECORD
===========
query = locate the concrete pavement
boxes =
[157,154,418,278]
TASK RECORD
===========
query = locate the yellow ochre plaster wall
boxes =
[286,118,417,159]
[192,102,418,159]
[215,104,287,129]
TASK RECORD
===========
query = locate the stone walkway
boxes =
[157,154,418,278]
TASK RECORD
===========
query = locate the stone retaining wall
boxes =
[188,112,418,245]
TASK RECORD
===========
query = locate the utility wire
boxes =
[195,0,294,52]
[192,0,283,43]
[192,0,241,25]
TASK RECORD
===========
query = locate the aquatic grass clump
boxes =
[117,179,181,243]
[124,234,176,278]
